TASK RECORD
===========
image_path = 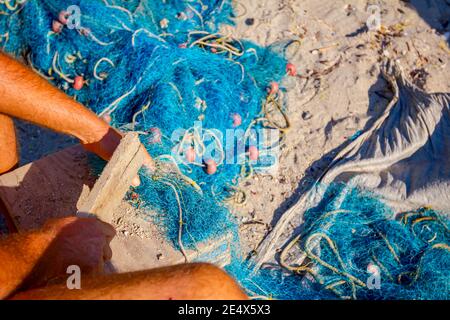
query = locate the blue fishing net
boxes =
[240,183,449,300]
[1,1,449,300]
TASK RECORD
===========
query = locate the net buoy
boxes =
[204,159,217,175]
[286,63,297,76]
[231,113,242,127]
[73,75,84,90]
[52,20,63,33]
[267,81,279,95]
[249,145,259,160]
[58,11,69,25]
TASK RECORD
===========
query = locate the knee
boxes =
[0,114,19,175]
[0,139,18,175]
[182,263,248,300]
[0,153,18,174]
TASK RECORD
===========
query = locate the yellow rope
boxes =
[378,232,401,263]
[304,233,367,288]
[159,178,189,263]
[189,32,244,58]
[263,94,291,132]
[279,223,367,299]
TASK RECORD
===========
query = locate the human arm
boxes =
[0,52,154,168]
[0,217,115,299]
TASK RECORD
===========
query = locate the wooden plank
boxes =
[78,133,145,222]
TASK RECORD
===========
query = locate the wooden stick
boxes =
[78,133,145,222]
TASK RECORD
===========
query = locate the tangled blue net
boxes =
[264,184,450,300]
[1,1,448,300]
[222,183,450,300]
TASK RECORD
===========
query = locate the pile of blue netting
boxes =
[1,0,448,300]
[257,183,449,300]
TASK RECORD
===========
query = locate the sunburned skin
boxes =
[0,113,18,174]
[0,51,247,300]
[0,52,155,174]
[0,217,247,300]
[11,262,248,300]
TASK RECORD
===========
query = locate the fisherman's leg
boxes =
[10,263,248,300]
[0,113,19,174]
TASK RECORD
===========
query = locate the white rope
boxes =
[93,57,115,81]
